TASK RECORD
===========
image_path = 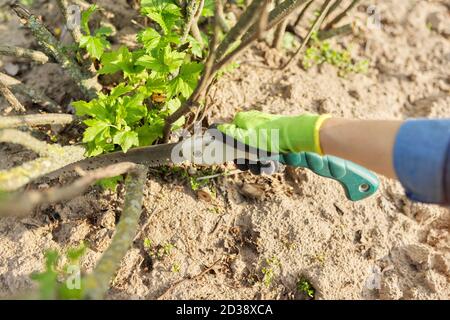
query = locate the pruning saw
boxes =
[56,126,380,201]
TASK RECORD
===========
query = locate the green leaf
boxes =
[187,35,203,58]
[99,46,145,78]
[31,250,59,300]
[202,0,215,17]
[110,83,134,99]
[113,130,139,152]
[96,176,123,191]
[95,26,113,36]
[82,119,110,143]
[168,62,203,98]
[137,28,162,50]
[141,0,182,34]
[136,123,163,146]
[123,94,147,125]
[136,45,185,74]
[81,4,98,35]
[72,100,110,120]
[79,35,110,60]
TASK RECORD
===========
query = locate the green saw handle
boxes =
[273,152,379,201]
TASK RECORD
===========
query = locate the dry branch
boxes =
[293,0,314,27]
[0,45,50,64]
[0,72,60,112]
[0,162,137,217]
[10,3,99,99]
[56,0,83,43]
[323,0,360,30]
[281,0,334,69]
[0,80,26,113]
[83,165,148,300]
[214,0,265,61]
[215,0,230,32]
[241,0,309,43]
[0,129,86,192]
[318,23,352,40]
[0,114,76,129]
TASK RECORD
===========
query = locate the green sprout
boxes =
[303,33,369,76]
[297,277,315,299]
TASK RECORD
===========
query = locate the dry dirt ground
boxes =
[0,0,449,300]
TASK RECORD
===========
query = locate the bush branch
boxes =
[0,114,76,129]
[241,0,309,43]
[0,129,86,191]
[56,0,83,43]
[0,45,50,64]
[181,0,201,44]
[10,3,98,99]
[0,80,26,113]
[214,0,265,61]
[293,0,314,27]
[83,165,148,299]
[0,162,137,217]
[323,0,360,30]
[281,0,334,69]
[0,72,60,112]
[162,0,222,142]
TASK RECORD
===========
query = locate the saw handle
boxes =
[273,152,379,201]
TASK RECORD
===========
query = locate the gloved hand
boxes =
[217,111,331,155]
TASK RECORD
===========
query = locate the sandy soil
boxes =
[0,0,449,300]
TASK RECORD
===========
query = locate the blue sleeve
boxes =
[393,119,450,205]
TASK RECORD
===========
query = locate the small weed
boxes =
[143,238,176,260]
[297,277,315,299]
[261,256,281,287]
[171,262,181,273]
[303,33,369,76]
[96,175,123,191]
[31,244,86,300]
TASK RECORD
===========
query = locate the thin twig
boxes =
[273,0,289,50]
[157,256,224,300]
[162,0,221,142]
[216,0,229,32]
[83,165,148,300]
[0,162,137,217]
[181,0,201,44]
[56,0,83,43]
[318,23,353,40]
[0,45,50,64]
[211,0,271,76]
[241,0,309,43]
[281,0,334,70]
[0,129,86,192]
[189,0,205,44]
[0,114,76,129]
[10,3,99,99]
[0,72,60,112]
[214,0,265,62]
[257,0,270,39]
[0,129,53,155]
[293,0,314,27]
[0,80,26,113]
[323,0,360,30]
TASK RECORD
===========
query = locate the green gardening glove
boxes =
[217,111,331,155]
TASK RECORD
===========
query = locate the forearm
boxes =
[320,118,403,179]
